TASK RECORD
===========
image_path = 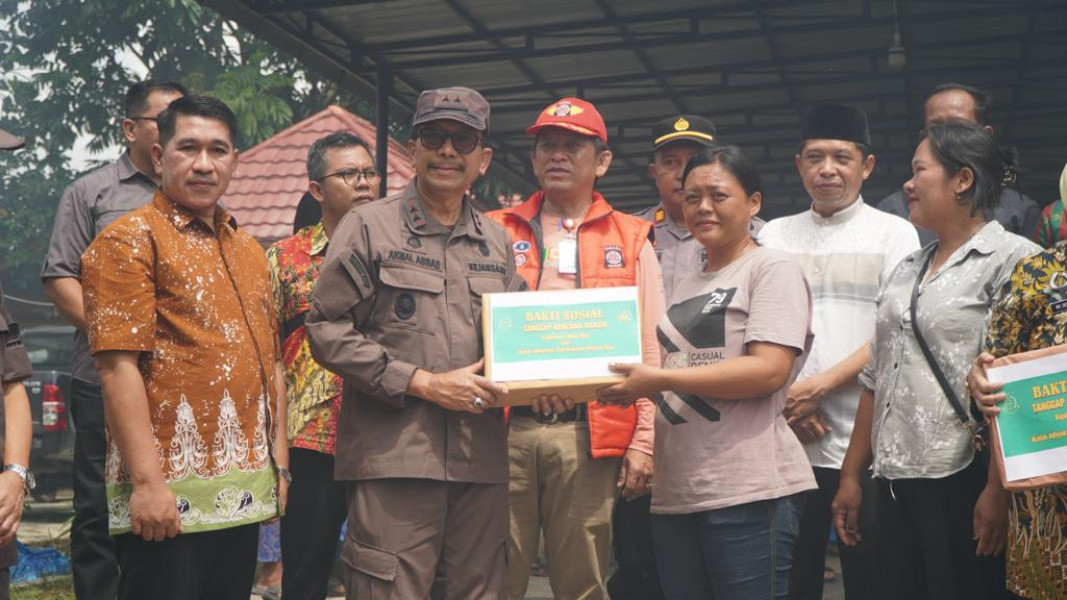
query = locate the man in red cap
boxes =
[487,98,666,600]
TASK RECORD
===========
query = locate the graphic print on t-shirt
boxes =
[656,288,737,424]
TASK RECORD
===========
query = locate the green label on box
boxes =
[491,300,640,364]
[999,373,1067,457]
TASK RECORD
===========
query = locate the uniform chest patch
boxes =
[478,241,491,256]
[468,262,507,275]
[604,245,624,268]
[395,293,417,320]
[514,240,532,252]
[1051,298,1067,315]
[386,249,442,272]
[1045,272,1067,314]
[406,236,422,249]
[515,253,528,267]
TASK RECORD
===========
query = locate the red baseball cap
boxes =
[525,98,608,144]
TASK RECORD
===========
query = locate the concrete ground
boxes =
[520,553,844,600]
[19,494,844,600]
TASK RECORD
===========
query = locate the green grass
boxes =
[11,575,75,599]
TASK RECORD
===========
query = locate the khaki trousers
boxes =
[508,418,622,600]
[343,479,508,600]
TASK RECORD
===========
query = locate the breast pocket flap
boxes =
[379,265,444,294]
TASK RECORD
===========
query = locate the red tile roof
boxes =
[223,105,414,243]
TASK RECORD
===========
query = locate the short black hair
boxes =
[125,80,188,118]
[922,121,1010,218]
[925,82,994,126]
[306,132,371,181]
[156,95,238,148]
[682,145,763,198]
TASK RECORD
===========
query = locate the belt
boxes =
[511,403,587,424]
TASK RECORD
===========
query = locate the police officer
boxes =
[635,116,764,305]
[307,87,524,600]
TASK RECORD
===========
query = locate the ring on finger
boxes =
[473,397,485,409]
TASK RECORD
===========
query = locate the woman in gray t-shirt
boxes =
[832,122,1038,599]
[599,146,816,599]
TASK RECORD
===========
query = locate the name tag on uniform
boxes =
[557,238,577,274]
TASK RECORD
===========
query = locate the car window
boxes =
[22,332,75,368]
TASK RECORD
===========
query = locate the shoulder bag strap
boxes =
[909,253,987,451]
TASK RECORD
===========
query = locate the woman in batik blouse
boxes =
[832,121,1038,599]
[970,169,1067,600]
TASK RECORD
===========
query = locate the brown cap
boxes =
[412,87,490,131]
[0,128,25,151]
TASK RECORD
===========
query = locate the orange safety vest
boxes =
[486,190,653,459]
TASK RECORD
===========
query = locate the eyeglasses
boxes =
[318,168,381,186]
[417,129,482,155]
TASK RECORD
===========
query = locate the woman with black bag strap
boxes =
[831,121,1038,599]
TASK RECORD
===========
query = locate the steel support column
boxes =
[376,67,392,198]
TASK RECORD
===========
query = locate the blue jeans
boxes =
[651,493,804,600]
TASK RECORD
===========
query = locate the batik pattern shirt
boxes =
[83,191,280,535]
[266,222,342,455]
[860,221,1037,479]
[984,244,1067,599]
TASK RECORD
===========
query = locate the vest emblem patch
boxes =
[604,245,624,268]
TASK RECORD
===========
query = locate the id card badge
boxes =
[557,237,578,274]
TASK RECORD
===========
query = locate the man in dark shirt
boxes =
[877,83,1040,246]
[1,127,34,600]
[40,80,185,599]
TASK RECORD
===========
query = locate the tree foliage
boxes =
[0,0,367,297]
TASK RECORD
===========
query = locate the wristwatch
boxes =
[3,463,35,494]
[276,466,293,485]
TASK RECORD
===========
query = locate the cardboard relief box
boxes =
[482,286,643,406]
[987,344,1067,491]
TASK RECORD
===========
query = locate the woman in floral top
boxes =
[972,245,1067,599]
[833,122,1038,599]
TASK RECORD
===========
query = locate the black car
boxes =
[21,324,75,502]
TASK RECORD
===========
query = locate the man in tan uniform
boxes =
[307,87,524,600]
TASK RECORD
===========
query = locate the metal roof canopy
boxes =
[201,0,1067,217]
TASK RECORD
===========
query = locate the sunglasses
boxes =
[318,168,380,186]
[417,129,482,155]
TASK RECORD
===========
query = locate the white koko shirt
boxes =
[758,197,919,469]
